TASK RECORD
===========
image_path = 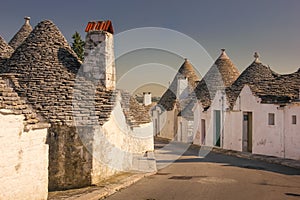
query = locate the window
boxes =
[292,115,297,125]
[268,113,275,125]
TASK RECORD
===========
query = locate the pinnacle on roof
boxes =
[253,52,261,63]
[214,49,240,87]
[4,19,80,74]
[8,16,33,50]
[158,58,200,111]
[194,49,240,108]
[177,58,199,85]
[0,35,14,59]
[218,48,229,59]
[237,52,276,83]
[227,52,278,107]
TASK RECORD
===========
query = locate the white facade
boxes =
[151,103,176,140]
[0,110,49,200]
[177,116,194,143]
[193,90,228,148]
[230,85,300,159]
[283,103,300,160]
[193,85,300,160]
[90,92,156,184]
[157,109,177,140]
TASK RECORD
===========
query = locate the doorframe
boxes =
[242,112,253,152]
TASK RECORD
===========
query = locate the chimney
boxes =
[143,92,152,106]
[83,20,116,90]
[177,76,188,99]
[24,16,30,25]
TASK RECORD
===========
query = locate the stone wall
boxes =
[47,125,93,191]
[0,111,48,200]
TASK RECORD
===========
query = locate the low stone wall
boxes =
[47,125,93,191]
[0,111,49,200]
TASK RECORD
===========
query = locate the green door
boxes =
[214,110,221,147]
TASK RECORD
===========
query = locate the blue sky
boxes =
[0,0,299,95]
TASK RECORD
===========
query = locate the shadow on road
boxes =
[155,139,300,176]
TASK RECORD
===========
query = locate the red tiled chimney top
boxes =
[85,20,114,34]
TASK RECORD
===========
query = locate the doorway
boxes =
[242,112,253,152]
[213,110,221,147]
[201,119,206,145]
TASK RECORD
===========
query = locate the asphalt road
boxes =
[105,140,300,200]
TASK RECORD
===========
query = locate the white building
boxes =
[193,49,240,147]
[194,52,300,160]
[1,19,155,192]
[153,59,199,141]
[0,75,49,200]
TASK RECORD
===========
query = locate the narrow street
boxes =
[105,140,300,200]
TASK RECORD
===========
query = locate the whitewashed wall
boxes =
[177,117,193,143]
[193,85,300,160]
[0,110,49,200]
[193,102,211,146]
[223,111,243,151]
[234,86,283,157]
[283,103,300,160]
[157,109,176,140]
[91,93,155,184]
[193,91,228,147]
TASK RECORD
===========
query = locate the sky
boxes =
[0,0,299,95]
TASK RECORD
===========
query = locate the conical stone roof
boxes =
[9,17,33,50]
[253,68,300,103]
[227,52,278,107]
[158,59,200,111]
[0,75,42,126]
[195,49,240,109]
[3,20,116,126]
[120,90,151,126]
[214,49,240,87]
[0,35,14,60]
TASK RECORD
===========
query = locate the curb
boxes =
[97,172,156,200]
[52,172,156,200]
[210,147,300,169]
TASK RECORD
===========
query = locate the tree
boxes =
[71,32,85,61]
